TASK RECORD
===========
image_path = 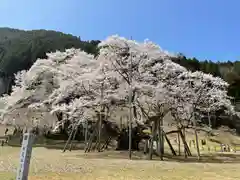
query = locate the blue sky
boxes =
[0,0,239,61]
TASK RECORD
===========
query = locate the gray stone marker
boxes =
[16,133,35,180]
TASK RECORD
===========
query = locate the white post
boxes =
[16,133,35,180]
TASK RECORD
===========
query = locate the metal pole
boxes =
[98,82,104,151]
[128,36,133,159]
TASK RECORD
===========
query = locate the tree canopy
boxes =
[0,27,239,108]
[0,36,235,132]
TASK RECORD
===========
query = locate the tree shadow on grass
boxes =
[7,137,92,151]
[75,150,240,164]
[163,152,240,164]
[7,137,240,164]
[8,140,86,150]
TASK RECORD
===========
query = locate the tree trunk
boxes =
[98,81,104,152]
[120,117,123,131]
[148,121,156,160]
[208,111,212,129]
[144,139,149,154]
[157,120,163,160]
[84,121,88,145]
[156,121,160,155]
[97,112,102,152]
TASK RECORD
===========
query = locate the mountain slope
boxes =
[0,28,100,94]
[0,27,100,75]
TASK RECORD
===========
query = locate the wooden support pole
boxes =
[163,131,177,156]
[69,126,78,151]
[160,118,164,156]
[166,130,179,135]
[183,127,187,158]
[194,129,200,159]
[84,120,99,153]
[177,131,181,156]
[101,136,112,151]
[128,41,133,160]
[63,124,76,153]
[179,129,192,156]
[193,113,200,160]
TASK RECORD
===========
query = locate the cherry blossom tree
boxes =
[98,35,236,159]
[1,49,100,126]
[1,46,128,140]
[0,35,236,160]
[97,35,190,159]
[162,70,235,159]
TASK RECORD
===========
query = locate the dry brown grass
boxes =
[0,147,239,180]
[0,125,240,179]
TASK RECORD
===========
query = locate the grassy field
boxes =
[0,125,240,179]
[0,146,239,180]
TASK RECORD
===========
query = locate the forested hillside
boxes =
[0,28,99,94]
[0,27,239,108]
